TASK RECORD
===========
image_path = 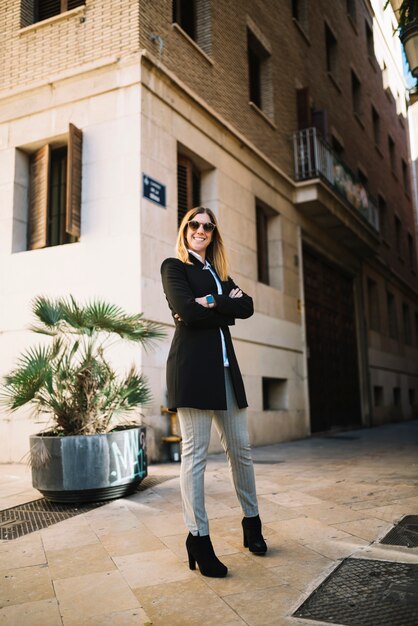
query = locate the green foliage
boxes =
[1,296,165,435]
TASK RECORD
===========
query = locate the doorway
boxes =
[303,245,362,432]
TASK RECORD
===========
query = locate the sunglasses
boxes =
[187,220,216,233]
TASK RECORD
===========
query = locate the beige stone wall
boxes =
[0,54,144,462]
[138,57,310,454]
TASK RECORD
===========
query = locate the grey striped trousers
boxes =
[177,368,259,536]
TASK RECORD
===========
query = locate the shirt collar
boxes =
[188,249,210,268]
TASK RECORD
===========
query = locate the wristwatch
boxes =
[206,294,215,307]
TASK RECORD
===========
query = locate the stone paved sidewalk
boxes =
[1,420,418,625]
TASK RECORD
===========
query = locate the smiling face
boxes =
[185,212,214,261]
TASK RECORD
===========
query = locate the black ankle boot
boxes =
[186,533,228,577]
[242,515,267,555]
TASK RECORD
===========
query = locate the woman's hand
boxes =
[229,287,243,298]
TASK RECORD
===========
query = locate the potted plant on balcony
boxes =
[0,296,164,503]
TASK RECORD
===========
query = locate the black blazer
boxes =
[161,254,254,411]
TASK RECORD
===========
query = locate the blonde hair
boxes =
[175,207,229,281]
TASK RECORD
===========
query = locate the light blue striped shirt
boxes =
[188,250,229,367]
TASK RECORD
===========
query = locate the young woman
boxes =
[161,206,267,578]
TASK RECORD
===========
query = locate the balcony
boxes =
[293,128,380,256]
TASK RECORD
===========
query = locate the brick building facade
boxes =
[0,0,417,461]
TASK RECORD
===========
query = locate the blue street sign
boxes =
[142,174,166,208]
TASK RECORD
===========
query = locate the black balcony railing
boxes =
[293,128,379,232]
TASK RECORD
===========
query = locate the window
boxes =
[378,195,387,241]
[395,216,402,257]
[262,378,288,410]
[402,159,409,194]
[408,233,416,272]
[367,279,380,331]
[373,386,383,407]
[21,0,85,26]
[346,0,356,24]
[177,155,201,227]
[292,0,309,32]
[365,21,374,59]
[372,106,380,146]
[256,204,270,284]
[409,389,415,407]
[387,291,398,339]
[172,0,212,55]
[351,70,362,117]
[27,123,82,250]
[312,109,328,140]
[393,387,401,407]
[247,29,273,118]
[255,201,281,287]
[325,23,338,77]
[403,303,411,344]
[388,135,396,173]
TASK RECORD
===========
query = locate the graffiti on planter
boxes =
[109,429,147,485]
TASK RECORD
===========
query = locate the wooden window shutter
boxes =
[28,145,50,250]
[177,156,193,226]
[66,123,82,238]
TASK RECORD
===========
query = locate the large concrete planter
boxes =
[30,426,147,503]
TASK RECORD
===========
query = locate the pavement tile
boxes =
[40,517,100,552]
[264,491,326,508]
[265,516,368,560]
[223,585,302,626]
[46,542,116,580]
[257,496,308,523]
[349,501,418,521]
[0,563,54,609]
[114,548,195,588]
[62,607,151,626]
[332,516,392,542]
[98,525,166,556]
[54,570,140,620]
[259,537,332,569]
[0,598,61,626]
[202,552,284,596]
[0,533,46,571]
[139,512,185,537]
[269,554,334,592]
[296,502,369,525]
[0,490,40,510]
[128,488,179,509]
[85,503,143,534]
[304,482,388,505]
[135,578,247,626]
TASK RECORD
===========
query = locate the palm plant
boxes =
[1,296,164,436]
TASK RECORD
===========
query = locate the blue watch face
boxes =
[207,295,215,304]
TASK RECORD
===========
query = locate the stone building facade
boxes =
[0,0,417,462]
